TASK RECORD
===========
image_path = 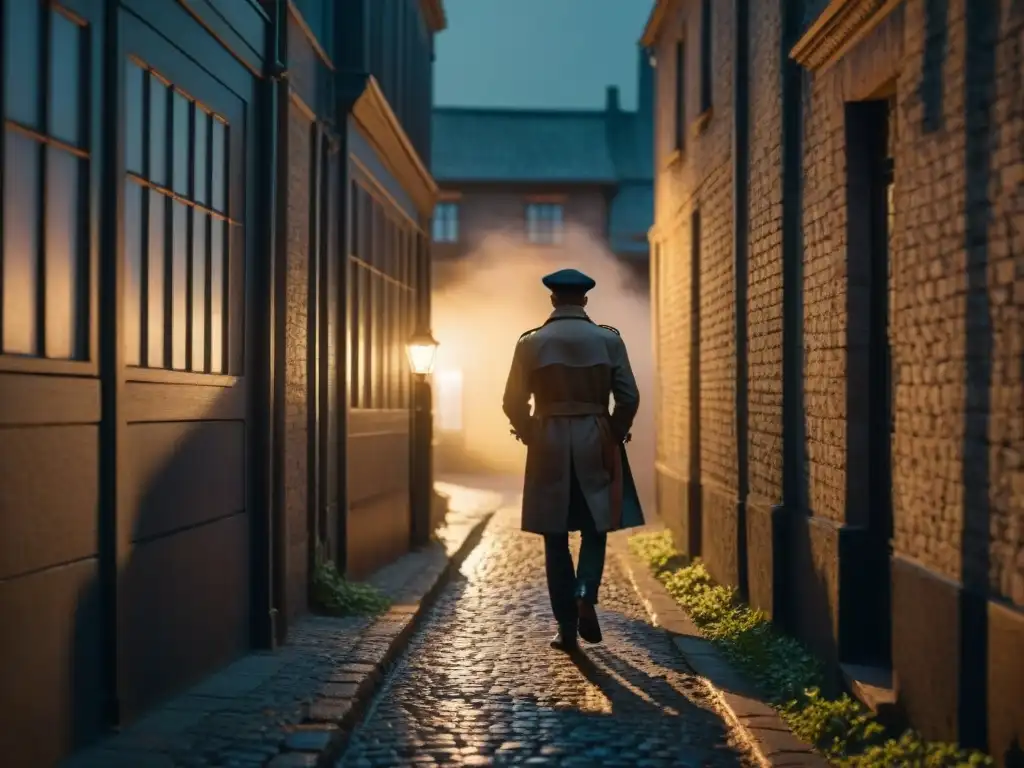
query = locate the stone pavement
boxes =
[64,483,504,768]
[336,508,760,768]
[609,534,829,768]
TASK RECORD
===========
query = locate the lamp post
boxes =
[406,328,439,548]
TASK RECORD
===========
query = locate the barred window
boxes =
[2,2,90,360]
[348,181,419,409]
[122,57,232,373]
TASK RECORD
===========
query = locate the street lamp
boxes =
[407,327,439,548]
[405,329,439,378]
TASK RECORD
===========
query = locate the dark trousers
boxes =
[543,469,607,634]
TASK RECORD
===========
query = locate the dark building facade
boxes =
[429,49,655,279]
[644,0,1023,762]
[0,0,444,764]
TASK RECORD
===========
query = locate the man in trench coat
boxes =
[502,268,644,652]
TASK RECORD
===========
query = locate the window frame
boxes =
[349,177,420,411]
[524,202,564,245]
[0,1,95,370]
[432,201,459,243]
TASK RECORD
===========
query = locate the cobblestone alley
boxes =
[336,506,757,767]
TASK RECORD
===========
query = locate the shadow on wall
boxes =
[59,387,257,767]
[431,225,655,512]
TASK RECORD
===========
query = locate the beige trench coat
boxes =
[502,305,641,534]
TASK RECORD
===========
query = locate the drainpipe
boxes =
[98,0,125,727]
[265,0,290,648]
[733,0,751,601]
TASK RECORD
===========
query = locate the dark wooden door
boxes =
[0,0,106,764]
[115,8,256,720]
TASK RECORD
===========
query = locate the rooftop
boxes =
[430,49,654,252]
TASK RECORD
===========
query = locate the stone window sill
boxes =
[662,148,685,171]
[692,107,713,137]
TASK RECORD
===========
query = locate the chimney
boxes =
[605,85,620,113]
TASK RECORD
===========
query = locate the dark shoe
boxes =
[550,630,579,653]
[576,598,603,644]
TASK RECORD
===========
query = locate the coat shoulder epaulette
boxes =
[518,326,541,342]
[598,324,621,336]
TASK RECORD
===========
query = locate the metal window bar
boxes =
[348,180,360,408]
[446,203,457,242]
[214,118,229,374]
[160,78,174,371]
[31,3,53,358]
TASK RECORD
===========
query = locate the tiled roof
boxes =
[606,110,653,181]
[609,183,653,254]
[431,71,653,257]
[431,108,620,183]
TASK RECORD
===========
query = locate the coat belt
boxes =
[534,401,608,418]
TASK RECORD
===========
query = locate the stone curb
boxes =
[266,509,498,768]
[609,537,833,768]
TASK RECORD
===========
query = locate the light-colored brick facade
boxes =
[645,0,1023,760]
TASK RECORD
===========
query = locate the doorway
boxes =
[688,209,702,559]
[845,96,895,667]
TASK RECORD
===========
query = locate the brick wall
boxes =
[746,0,784,507]
[800,52,851,526]
[883,0,1021,601]
[650,0,1023,754]
[987,0,1024,607]
[890,0,970,580]
[285,101,311,620]
[650,0,740,586]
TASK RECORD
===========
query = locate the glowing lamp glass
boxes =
[406,332,439,376]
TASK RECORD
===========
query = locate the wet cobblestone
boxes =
[338,509,756,767]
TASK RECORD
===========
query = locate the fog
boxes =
[431,225,655,511]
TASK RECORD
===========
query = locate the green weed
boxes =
[629,531,992,767]
[311,556,391,617]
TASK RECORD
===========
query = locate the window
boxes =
[2,2,90,360]
[525,203,563,245]
[348,181,419,409]
[700,0,712,113]
[674,40,686,151]
[122,58,232,373]
[432,202,458,242]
